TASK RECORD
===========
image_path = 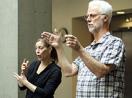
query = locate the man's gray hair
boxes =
[89,0,113,24]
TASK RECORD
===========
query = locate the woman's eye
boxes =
[39,47,43,49]
[38,46,44,49]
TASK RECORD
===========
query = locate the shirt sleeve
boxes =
[73,56,85,71]
[101,39,125,67]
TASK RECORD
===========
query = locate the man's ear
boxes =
[104,15,109,22]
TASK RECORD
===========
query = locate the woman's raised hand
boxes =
[21,58,29,75]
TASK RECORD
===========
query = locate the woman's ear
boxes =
[49,46,52,53]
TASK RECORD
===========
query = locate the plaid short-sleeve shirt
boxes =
[73,32,125,98]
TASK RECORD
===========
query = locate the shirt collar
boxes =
[90,32,110,46]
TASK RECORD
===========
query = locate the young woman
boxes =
[14,38,62,98]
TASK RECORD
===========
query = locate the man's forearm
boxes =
[78,48,110,78]
[56,47,74,76]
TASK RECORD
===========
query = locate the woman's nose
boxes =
[36,49,40,54]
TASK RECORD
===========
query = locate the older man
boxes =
[42,0,126,98]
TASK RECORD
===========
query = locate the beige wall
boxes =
[52,0,132,98]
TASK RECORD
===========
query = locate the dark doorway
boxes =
[111,9,132,98]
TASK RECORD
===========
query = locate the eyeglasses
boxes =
[84,14,106,20]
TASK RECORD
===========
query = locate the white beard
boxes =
[88,27,97,34]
